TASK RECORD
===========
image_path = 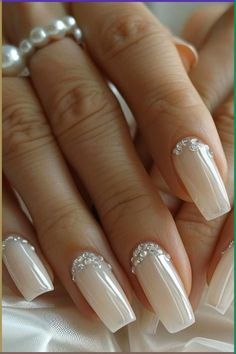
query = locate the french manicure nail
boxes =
[71,251,136,333]
[206,241,234,314]
[131,242,195,333]
[2,235,54,301]
[172,137,231,221]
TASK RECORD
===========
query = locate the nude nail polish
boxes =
[172,137,230,221]
[173,36,198,69]
[71,252,136,333]
[206,242,234,314]
[2,235,54,301]
[131,242,195,333]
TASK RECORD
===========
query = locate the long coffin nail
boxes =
[131,242,195,333]
[172,137,230,221]
[2,235,54,301]
[71,251,136,333]
[206,241,234,314]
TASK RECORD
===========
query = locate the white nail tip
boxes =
[172,137,230,221]
[206,244,234,315]
[131,242,195,333]
[2,235,54,301]
[72,251,136,333]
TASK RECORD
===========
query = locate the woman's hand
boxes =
[147,4,233,313]
[2,2,232,334]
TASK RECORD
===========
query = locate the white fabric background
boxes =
[3,2,234,352]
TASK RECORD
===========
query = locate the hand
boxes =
[144,4,233,312]
[2,2,232,334]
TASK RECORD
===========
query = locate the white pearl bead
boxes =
[19,39,35,58]
[2,45,25,76]
[47,19,67,40]
[63,16,76,33]
[73,28,83,44]
[30,27,49,48]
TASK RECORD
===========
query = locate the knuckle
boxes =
[100,187,153,227]
[51,83,120,143]
[100,11,160,60]
[39,203,83,242]
[143,82,201,130]
[3,102,52,160]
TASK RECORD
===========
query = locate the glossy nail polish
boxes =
[206,241,234,314]
[71,252,136,333]
[172,137,230,221]
[131,242,195,333]
[2,235,54,301]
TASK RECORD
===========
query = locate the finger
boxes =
[3,72,135,334]
[176,93,233,309]
[206,211,233,315]
[73,2,229,222]
[5,3,195,333]
[2,176,54,301]
[182,4,231,49]
[189,5,234,113]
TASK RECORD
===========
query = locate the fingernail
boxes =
[140,309,159,335]
[172,137,231,221]
[131,242,195,333]
[71,251,136,333]
[173,36,198,69]
[206,241,234,314]
[2,235,54,301]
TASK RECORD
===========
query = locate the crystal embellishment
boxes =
[172,137,214,158]
[131,242,171,274]
[221,240,234,255]
[71,252,112,281]
[2,235,35,252]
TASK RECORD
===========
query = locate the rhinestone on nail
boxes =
[172,137,213,157]
[221,240,234,255]
[71,252,112,281]
[2,235,35,252]
[131,242,171,273]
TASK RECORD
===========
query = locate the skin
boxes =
[2,2,233,321]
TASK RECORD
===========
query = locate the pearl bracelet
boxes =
[2,16,82,77]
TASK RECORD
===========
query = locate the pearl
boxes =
[30,27,49,48]
[2,45,25,76]
[46,19,67,40]
[63,16,76,33]
[19,39,35,58]
[73,28,83,44]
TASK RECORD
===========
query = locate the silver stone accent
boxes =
[30,27,49,48]
[71,252,112,281]
[172,137,212,157]
[2,235,35,252]
[19,39,35,58]
[131,242,171,274]
[46,19,67,40]
[221,240,234,255]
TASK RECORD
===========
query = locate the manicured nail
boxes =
[71,251,136,333]
[140,309,159,335]
[173,36,198,69]
[206,241,234,314]
[131,242,195,333]
[172,137,230,221]
[2,235,54,301]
